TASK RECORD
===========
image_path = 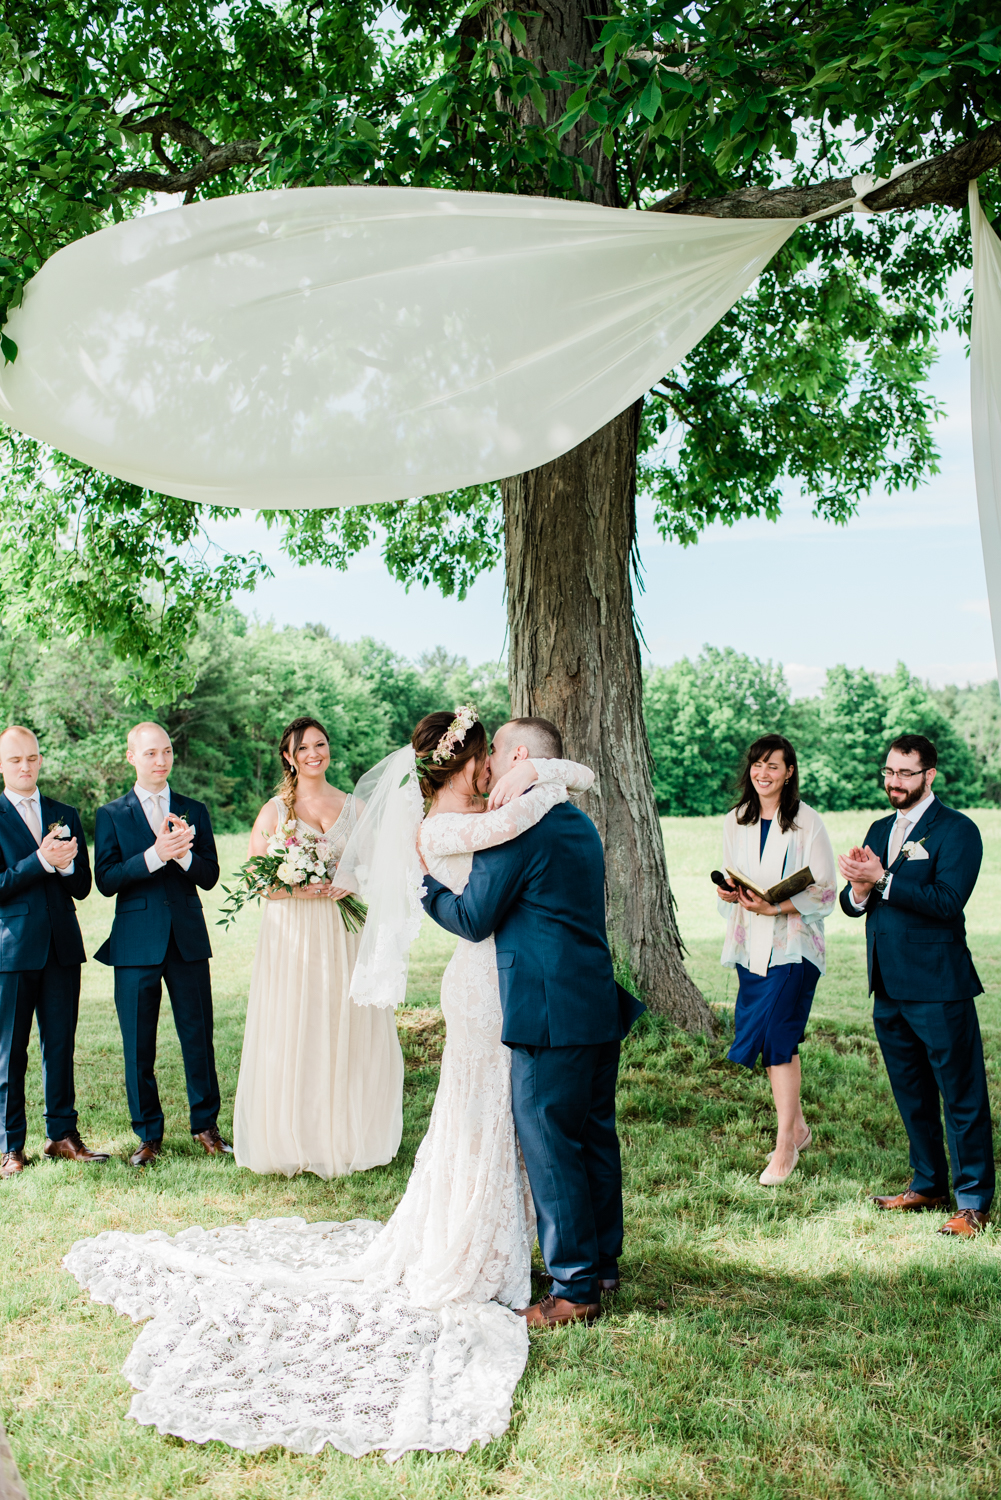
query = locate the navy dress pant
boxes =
[113,931,220,1142]
[0,951,80,1151]
[873,994,995,1212]
[509,1039,622,1305]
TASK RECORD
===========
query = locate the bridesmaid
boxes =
[233,716,403,1177]
[716,735,836,1187]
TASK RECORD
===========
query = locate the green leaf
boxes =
[637,78,662,123]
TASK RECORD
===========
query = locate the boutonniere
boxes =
[900,836,928,859]
[47,821,71,839]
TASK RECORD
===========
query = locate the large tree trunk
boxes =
[502,406,714,1034]
[476,0,713,1031]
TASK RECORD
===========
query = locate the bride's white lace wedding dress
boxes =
[64,759,593,1461]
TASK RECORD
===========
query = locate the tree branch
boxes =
[649,123,1001,219]
[110,114,262,195]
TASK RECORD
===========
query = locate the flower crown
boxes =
[403,705,480,788]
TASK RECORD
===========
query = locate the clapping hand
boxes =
[837,844,885,901]
[39,830,78,869]
[154,815,195,864]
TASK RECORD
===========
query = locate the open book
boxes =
[724,865,815,905]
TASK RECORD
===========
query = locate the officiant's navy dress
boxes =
[729,820,821,1069]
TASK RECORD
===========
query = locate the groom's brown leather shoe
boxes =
[938,1209,990,1237]
[1,1149,25,1178]
[45,1130,109,1163]
[192,1125,233,1156]
[129,1138,162,1168]
[517,1295,601,1328]
[873,1189,949,1212]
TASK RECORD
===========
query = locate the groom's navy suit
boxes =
[840,797,994,1211]
[94,787,221,1143]
[0,791,91,1151]
[422,795,645,1304]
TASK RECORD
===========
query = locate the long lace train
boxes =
[64,1217,528,1460]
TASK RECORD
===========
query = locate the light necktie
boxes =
[887,816,908,867]
[17,797,41,844]
[143,791,167,834]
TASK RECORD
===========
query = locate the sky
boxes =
[208,322,992,697]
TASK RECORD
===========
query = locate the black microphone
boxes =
[710,870,731,888]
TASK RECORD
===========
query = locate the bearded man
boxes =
[838,734,994,1237]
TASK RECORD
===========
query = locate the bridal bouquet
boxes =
[218,819,367,931]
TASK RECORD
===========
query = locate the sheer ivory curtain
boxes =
[0,180,999,665]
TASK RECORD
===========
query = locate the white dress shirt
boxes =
[5,787,74,876]
[849,790,936,909]
[136,784,193,872]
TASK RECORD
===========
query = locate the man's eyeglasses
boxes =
[882,767,926,782]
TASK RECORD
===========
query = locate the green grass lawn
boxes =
[3,813,1001,1500]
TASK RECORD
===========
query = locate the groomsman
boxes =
[839,734,994,1236]
[0,726,105,1179]
[94,722,231,1166]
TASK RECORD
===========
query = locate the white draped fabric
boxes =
[0,185,832,508]
[0,178,999,662]
[970,182,1001,675]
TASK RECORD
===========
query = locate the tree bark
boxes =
[502,405,713,1032]
[471,0,713,1031]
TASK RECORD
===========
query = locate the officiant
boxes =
[716,735,836,1187]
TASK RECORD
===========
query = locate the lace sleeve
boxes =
[420,783,567,859]
[531,758,595,794]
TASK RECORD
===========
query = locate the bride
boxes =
[64,706,594,1460]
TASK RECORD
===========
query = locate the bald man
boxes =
[94,722,228,1167]
[0,726,103,1179]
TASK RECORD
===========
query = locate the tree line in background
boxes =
[646,647,1001,815]
[1,613,997,834]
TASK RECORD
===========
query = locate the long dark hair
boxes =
[411,712,488,804]
[275,716,330,814]
[733,734,800,832]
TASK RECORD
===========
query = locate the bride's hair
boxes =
[411,712,487,803]
[275,716,330,814]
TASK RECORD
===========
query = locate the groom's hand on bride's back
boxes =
[486,761,538,810]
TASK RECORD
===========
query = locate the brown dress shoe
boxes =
[873,1189,950,1212]
[517,1295,601,1328]
[1,1149,25,1178]
[192,1125,234,1156]
[44,1130,110,1163]
[129,1139,162,1168]
[938,1209,990,1237]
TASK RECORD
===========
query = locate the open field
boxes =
[2,812,1001,1499]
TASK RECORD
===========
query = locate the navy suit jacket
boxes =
[839,798,983,1002]
[93,788,219,967]
[0,791,90,971]
[420,798,646,1048]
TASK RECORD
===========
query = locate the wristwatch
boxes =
[872,874,889,894]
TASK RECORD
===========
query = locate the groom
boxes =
[420,716,645,1327]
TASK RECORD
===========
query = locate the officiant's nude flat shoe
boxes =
[766,1128,812,1163]
[759,1144,799,1187]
